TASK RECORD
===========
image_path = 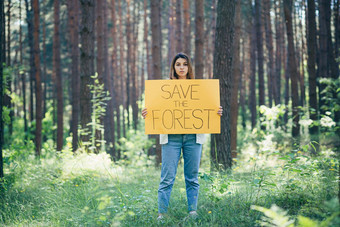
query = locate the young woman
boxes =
[142,53,223,219]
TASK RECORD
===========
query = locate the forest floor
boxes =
[0,129,339,226]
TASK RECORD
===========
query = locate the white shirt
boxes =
[159,134,207,145]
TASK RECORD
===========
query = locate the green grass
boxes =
[0,124,339,226]
[0,143,338,227]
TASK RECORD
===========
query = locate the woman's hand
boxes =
[218,106,223,116]
[142,108,147,119]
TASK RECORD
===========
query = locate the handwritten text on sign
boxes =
[145,79,220,134]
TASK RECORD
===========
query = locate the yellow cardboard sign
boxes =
[145,79,220,134]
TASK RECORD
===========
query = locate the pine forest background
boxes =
[0,0,339,226]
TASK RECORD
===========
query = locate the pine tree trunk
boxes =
[19,0,28,141]
[195,0,204,79]
[0,0,5,178]
[5,0,13,136]
[211,0,235,170]
[53,0,63,151]
[118,0,126,144]
[274,0,282,105]
[80,0,95,146]
[103,0,116,157]
[249,3,257,129]
[126,0,132,130]
[255,0,265,130]
[25,0,34,123]
[150,0,162,166]
[264,0,275,107]
[32,0,42,156]
[182,0,190,55]
[168,0,175,67]
[284,0,300,138]
[307,0,319,153]
[230,0,241,159]
[175,0,182,52]
[68,0,80,152]
[144,0,152,80]
[111,0,120,158]
[42,3,47,122]
[131,1,139,131]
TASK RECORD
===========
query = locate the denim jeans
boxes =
[158,134,202,213]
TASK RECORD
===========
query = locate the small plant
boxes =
[79,73,111,153]
[251,204,340,227]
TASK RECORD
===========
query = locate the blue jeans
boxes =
[158,134,202,213]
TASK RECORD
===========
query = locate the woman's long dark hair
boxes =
[169,53,194,79]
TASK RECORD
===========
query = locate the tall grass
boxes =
[1,115,339,226]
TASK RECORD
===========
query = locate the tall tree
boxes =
[175,0,182,52]
[307,0,319,152]
[230,0,241,158]
[68,0,80,151]
[284,0,300,137]
[118,0,126,143]
[112,0,121,146]
[264,0,275,107]
[0,0,5,178]
[32,0,42,155]
[80,0,95,146]
[150,0,162,165]
[249,1,257,129]
[53,0,63,151]
[211,0,235,170]
[125,0,132,129]
[19,0,28,141]
[255,0,265,129]
[131,0,140,130]
[103,0,116,157]
[274,0,282,105]
[5,0,13,136]
[195,0,204,79]
[182,0,190,55]
[25,0,34,123]
[111,0,120,158]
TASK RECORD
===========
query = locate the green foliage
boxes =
[252,203,340,227]
[79,73,111,153]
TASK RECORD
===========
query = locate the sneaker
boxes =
[189,211,198,219]
[157,214,164,221]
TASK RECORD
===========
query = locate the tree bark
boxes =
[68,0,80,152]
[32,0,42,156]
[118,0,126,144]
[307,0,319,152]
[230,0,241,159]
[264,0,275,107]
[175,0,182,52]
[249,2,257,129]
[284,0,300,138]
[103,0,116,157]
[150,0,162,166]
[80,0,95,146]
[19,0,28,141]
[274,0,282,105]
[0,0,5,178]
[53,0,63,151]
[111,0,120,158]
[5,0,13,136]
[126,0,132,130]
[168,0,175,67]
[255,0,265,129]
[211,0,235,170]
[195,0,204,79]
[182,0,190,55]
